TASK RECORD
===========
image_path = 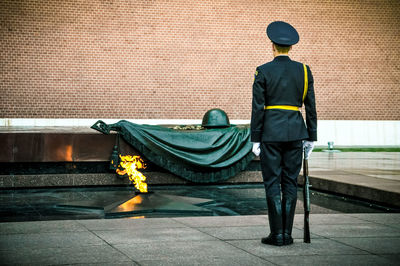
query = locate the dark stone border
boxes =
[2,169,399,208]
[298,175,400,208]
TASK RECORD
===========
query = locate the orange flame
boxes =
[116,155,148,193]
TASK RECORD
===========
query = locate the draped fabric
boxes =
[91,120,254,183]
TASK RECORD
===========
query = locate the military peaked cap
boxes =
[267,21,299,46]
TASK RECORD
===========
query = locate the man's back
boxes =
[258,56,306,108]
[251,55,316,142]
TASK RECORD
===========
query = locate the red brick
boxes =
[0,0,399,120]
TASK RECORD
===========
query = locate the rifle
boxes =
[303,150,311,243]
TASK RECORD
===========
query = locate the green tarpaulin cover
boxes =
[91,120,254,183]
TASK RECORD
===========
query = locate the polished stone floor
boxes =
[1,184,396,223]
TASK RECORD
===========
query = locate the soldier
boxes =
[251,21,317,246]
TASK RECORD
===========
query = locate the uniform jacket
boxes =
[250,55,317,142]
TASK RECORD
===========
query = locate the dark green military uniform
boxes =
[251,55,317,197]
[251,56,317,143]
[250,21,317,246]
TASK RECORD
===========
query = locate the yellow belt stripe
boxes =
[265,105,300,111]
[302,63,308,102]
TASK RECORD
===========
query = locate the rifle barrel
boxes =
[303,151,311,243]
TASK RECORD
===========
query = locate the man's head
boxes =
[272,43,292,55]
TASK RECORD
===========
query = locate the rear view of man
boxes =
[251,21,317,246]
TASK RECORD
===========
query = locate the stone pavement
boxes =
[1,213,399,265]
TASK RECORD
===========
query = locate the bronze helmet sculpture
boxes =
[201,108,230,128]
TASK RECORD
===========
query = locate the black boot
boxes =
[282,196,297,245]
[262,195,283,246]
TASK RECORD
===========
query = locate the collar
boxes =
[273,55,291,62]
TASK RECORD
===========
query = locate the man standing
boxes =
[251,21,317,246]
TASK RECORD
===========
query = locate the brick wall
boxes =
[1,0,399,120]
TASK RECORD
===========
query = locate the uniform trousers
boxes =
[259,141,303,199]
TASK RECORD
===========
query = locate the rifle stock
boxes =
[303,151,311,243]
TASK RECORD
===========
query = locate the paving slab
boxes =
[0,231,104,250]
[67,263,138,266]
[92,227,217,245]
[172,215,268,227]
[387,224,400,230]
[347,213,400,224]
[379,254,400,265]
[77,217,185,231]
[0,244,134,265]
[293,213,373,226]
[114,240,272,265]
[0,220,87,235]
[310,223,400,238]
[265,254,392,266]
[331,237,400,254]
[136,257,273,266]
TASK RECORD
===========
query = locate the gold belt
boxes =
[265,105,300,111]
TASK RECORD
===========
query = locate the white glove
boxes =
[303,141,314,160]
[252,142,261,157]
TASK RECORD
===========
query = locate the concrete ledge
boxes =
[0,171,263,189]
